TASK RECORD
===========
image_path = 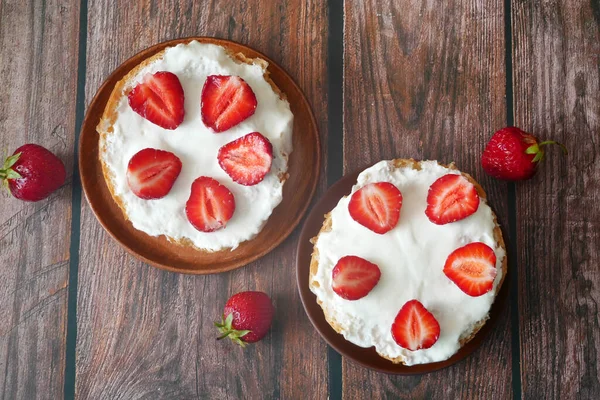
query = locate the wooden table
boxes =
[1,1,598,399]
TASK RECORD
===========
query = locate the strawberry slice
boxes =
[128,71,185,130]
[443,242,497,297]
[331,256,381,300]
[391,300,440,351]
[218,132,273,186]
[201,75,258,133]
[126,148,182,199]
[185,177,235,232]
[425,174,480,225]
[348,182,403,234]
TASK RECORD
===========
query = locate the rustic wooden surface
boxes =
[0,0,599,399]
[341,1,513,398]
[512,0,600,399]
[74,1,328,399]
[0,1,79,399]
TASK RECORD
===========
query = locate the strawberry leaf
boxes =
[1,152,22,189]
[525,144,539,155]
[3,153,21,170]
[216,331,232,340]
[5,170,22,180]
[224,313,233,328]
[214,313,251,348]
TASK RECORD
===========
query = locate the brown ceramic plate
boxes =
[80,37,320,274]
[296,166,510,374]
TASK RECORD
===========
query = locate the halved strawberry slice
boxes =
[185,177,235,232]
[126,148,182,199]
[218,132,273,186]
[201,75,258,133]
[443,242,497,297]
[331,256,381,300]
[425,174,480,225]
[128,71,185,130]
[348,182,403,234]
[391,300,440,351]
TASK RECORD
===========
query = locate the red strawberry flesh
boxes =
[216,291,274,346]
[443,242,497,297]
[201,75,257,133]
[186,176,235,232]
[425,174,479,225]
[391,299,440,351]
[128,71,185,130]
[331,255,381,300]
[348,182,403,234]
[218,132,273,185]
[1,144,66,202]
[126,148,182,199]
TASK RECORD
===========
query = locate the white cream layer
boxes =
[311,160,505,365]
[100,41,294,251]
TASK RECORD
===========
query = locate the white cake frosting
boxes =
[99,41,294,251]
[310,160,505,365]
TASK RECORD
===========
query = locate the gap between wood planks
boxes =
[327,0,344,399]
[504,0,523,398]
[64,0,88,399]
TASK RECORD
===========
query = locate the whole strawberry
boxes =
[1,144,66,201]
[215,291,274,347]
[482,127,567,181]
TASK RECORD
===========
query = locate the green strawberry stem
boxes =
[526,140,567,163]
[214,313,252,348]
[538,140,568,154]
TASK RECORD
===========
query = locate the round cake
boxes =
[309,159,506,366]
[97,41,293,252]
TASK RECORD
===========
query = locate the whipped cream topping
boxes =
[100,41,293,251]
[311,161,505,365]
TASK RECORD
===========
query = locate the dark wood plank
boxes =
[342,1,512,398]
[75,1,328,398]
[0,1,79,399]
[512,0,600,398]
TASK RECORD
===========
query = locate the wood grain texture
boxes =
[0,0,79,399]
[512,0,600,398]
[75,1,328,399]
[342,1,512,398]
